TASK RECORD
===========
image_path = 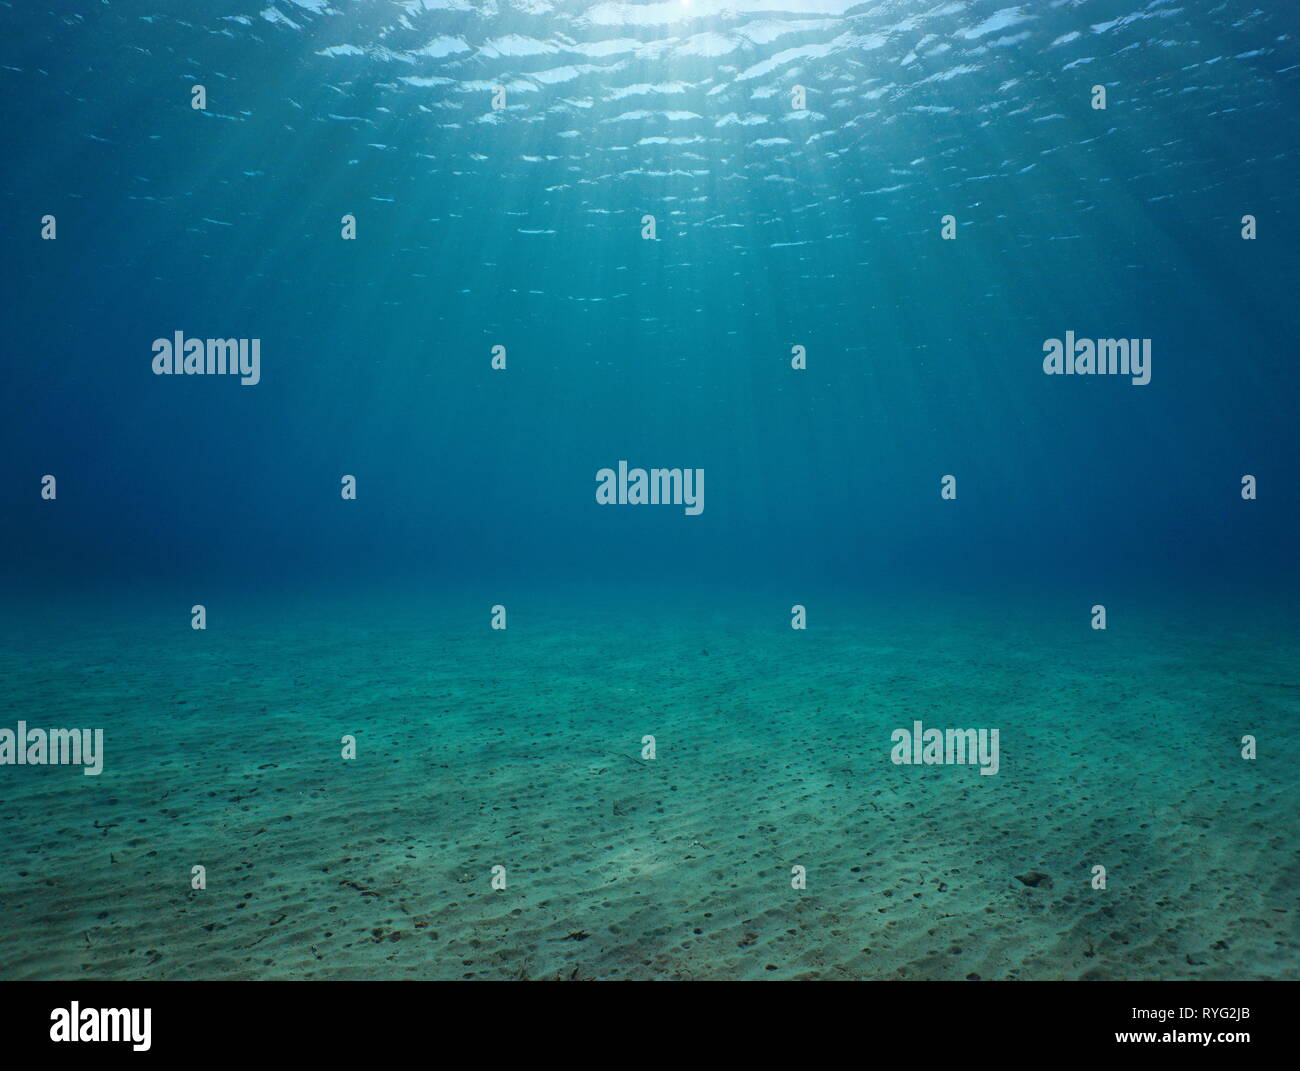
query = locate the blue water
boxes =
[0,1,1297,980]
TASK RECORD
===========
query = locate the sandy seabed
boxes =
[1,590,1295,980]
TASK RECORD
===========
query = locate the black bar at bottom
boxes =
[0,980,1288,1059]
